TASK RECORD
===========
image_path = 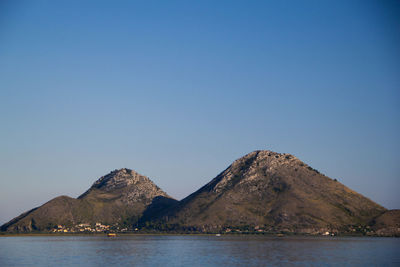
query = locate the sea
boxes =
[0,235,399,266]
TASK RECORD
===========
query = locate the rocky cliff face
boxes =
[1,168,176,232]
[154,150,387,233]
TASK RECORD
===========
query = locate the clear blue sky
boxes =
[0,0,399,224]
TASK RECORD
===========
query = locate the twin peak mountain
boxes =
[2,150,398,236]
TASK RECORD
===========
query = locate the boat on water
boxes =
[107,233,117,237]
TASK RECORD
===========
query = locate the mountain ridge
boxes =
[1,150,398,236]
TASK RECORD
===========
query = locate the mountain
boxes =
[1,168,177,232]
[150,150,387,234]
[2,150,397,235]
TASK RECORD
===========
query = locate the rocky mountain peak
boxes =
[78,168,170,202]
[211,150,303,193]
[90,168,148,190]
[231,150,300,166]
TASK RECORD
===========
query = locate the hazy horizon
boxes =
[1,0,399,225]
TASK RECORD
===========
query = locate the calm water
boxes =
[0,235,399,266]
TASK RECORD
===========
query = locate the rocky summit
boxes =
[78,168,171,205]
[1,150,398,236]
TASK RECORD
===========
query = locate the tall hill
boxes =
[154,150,386,233]
[1,168,177,232]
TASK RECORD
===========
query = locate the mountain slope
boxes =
[370,209,400,236]
[1,168,177,232]
[154,150,386,233]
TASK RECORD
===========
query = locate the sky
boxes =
[0,0,399,224]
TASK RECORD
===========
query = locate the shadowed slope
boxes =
[370,209,400,236]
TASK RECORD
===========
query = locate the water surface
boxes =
[0,235,399,266]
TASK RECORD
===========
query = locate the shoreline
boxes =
[0,232,397,238]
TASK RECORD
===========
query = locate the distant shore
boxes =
[1,232,397,237]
